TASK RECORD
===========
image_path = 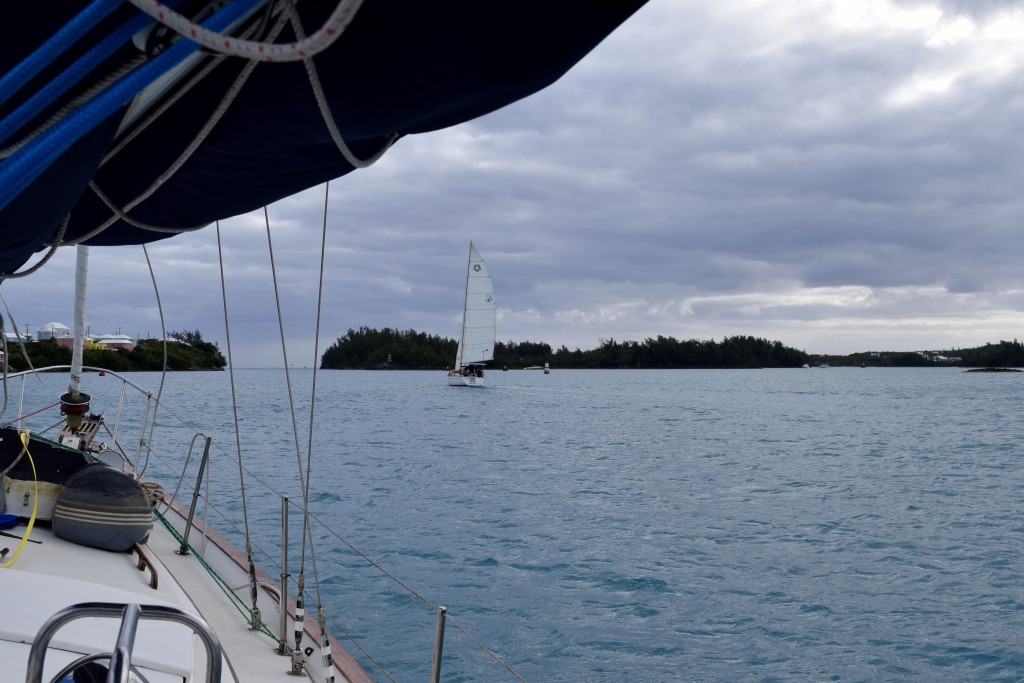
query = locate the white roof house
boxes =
[93,333,135,351]
[92,333,134,344]
[37,322,71,340]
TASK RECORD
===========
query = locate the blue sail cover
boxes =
[0,1,646,275]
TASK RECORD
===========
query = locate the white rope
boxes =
[0,214,69,280]
[102,49,226,167]
[289,11,398,169]
[86,181,206,234]
[126,0,364,62]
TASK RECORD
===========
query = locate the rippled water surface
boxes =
[13,367,1024,681]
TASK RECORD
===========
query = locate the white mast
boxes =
[60,244,91,430]
[455,241,472,369]
[69,245,88,396]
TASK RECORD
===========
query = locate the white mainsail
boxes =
[455,242,496,367]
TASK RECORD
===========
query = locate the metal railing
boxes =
[26,601,223,683]
[6,365,529,682]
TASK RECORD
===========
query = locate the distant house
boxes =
[93,333,135,352]
[4,330,30,344]
[38,322,74,348]
[37,322,71,341]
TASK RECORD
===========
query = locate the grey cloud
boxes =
[4,1,1023,364]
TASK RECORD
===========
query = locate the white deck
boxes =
[0,502,372,682]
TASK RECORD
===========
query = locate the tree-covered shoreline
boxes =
[320,327,1024,371]
[4,329,226,372]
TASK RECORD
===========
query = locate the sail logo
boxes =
[473,264,481,272]
[486,295,493,302]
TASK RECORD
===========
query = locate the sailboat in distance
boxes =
[448,242,496,386]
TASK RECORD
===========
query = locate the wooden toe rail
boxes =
[130,543,158,589]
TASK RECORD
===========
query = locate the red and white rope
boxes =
[125,0,363,62]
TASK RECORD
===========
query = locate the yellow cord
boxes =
[1,430,39,568]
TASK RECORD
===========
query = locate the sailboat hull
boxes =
[448,374,484,387]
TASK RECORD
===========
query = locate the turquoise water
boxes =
[9,367,1024,681]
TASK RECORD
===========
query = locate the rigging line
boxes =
[263,205,307,489]
[153,510,279,640]
[0,295,45,430]
[215,220,261,627]
[98,419,135,469]
[456,242,472,368]
[0,402,61,429]
[321,609,396,683]
[87,182,206,234]
[302,180,331,609]
[0,441,26,481]
[445,614,530,683]
[262,198,307,662]
[160,432,205,516]
[290,10,398,169]
[0,297,38,383]
[263,202,327,659]
[72,7,293,245]
[305,508,435,609]
[127,0,363,63]
[307,183,331,683]
[36,417,68,436]
[0,314,7,420]
[0,215,69,281]
[101,6,268,168]
[137,243,168,477]
[168,482,285,576]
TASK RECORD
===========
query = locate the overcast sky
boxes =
[4,0,1024,367]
